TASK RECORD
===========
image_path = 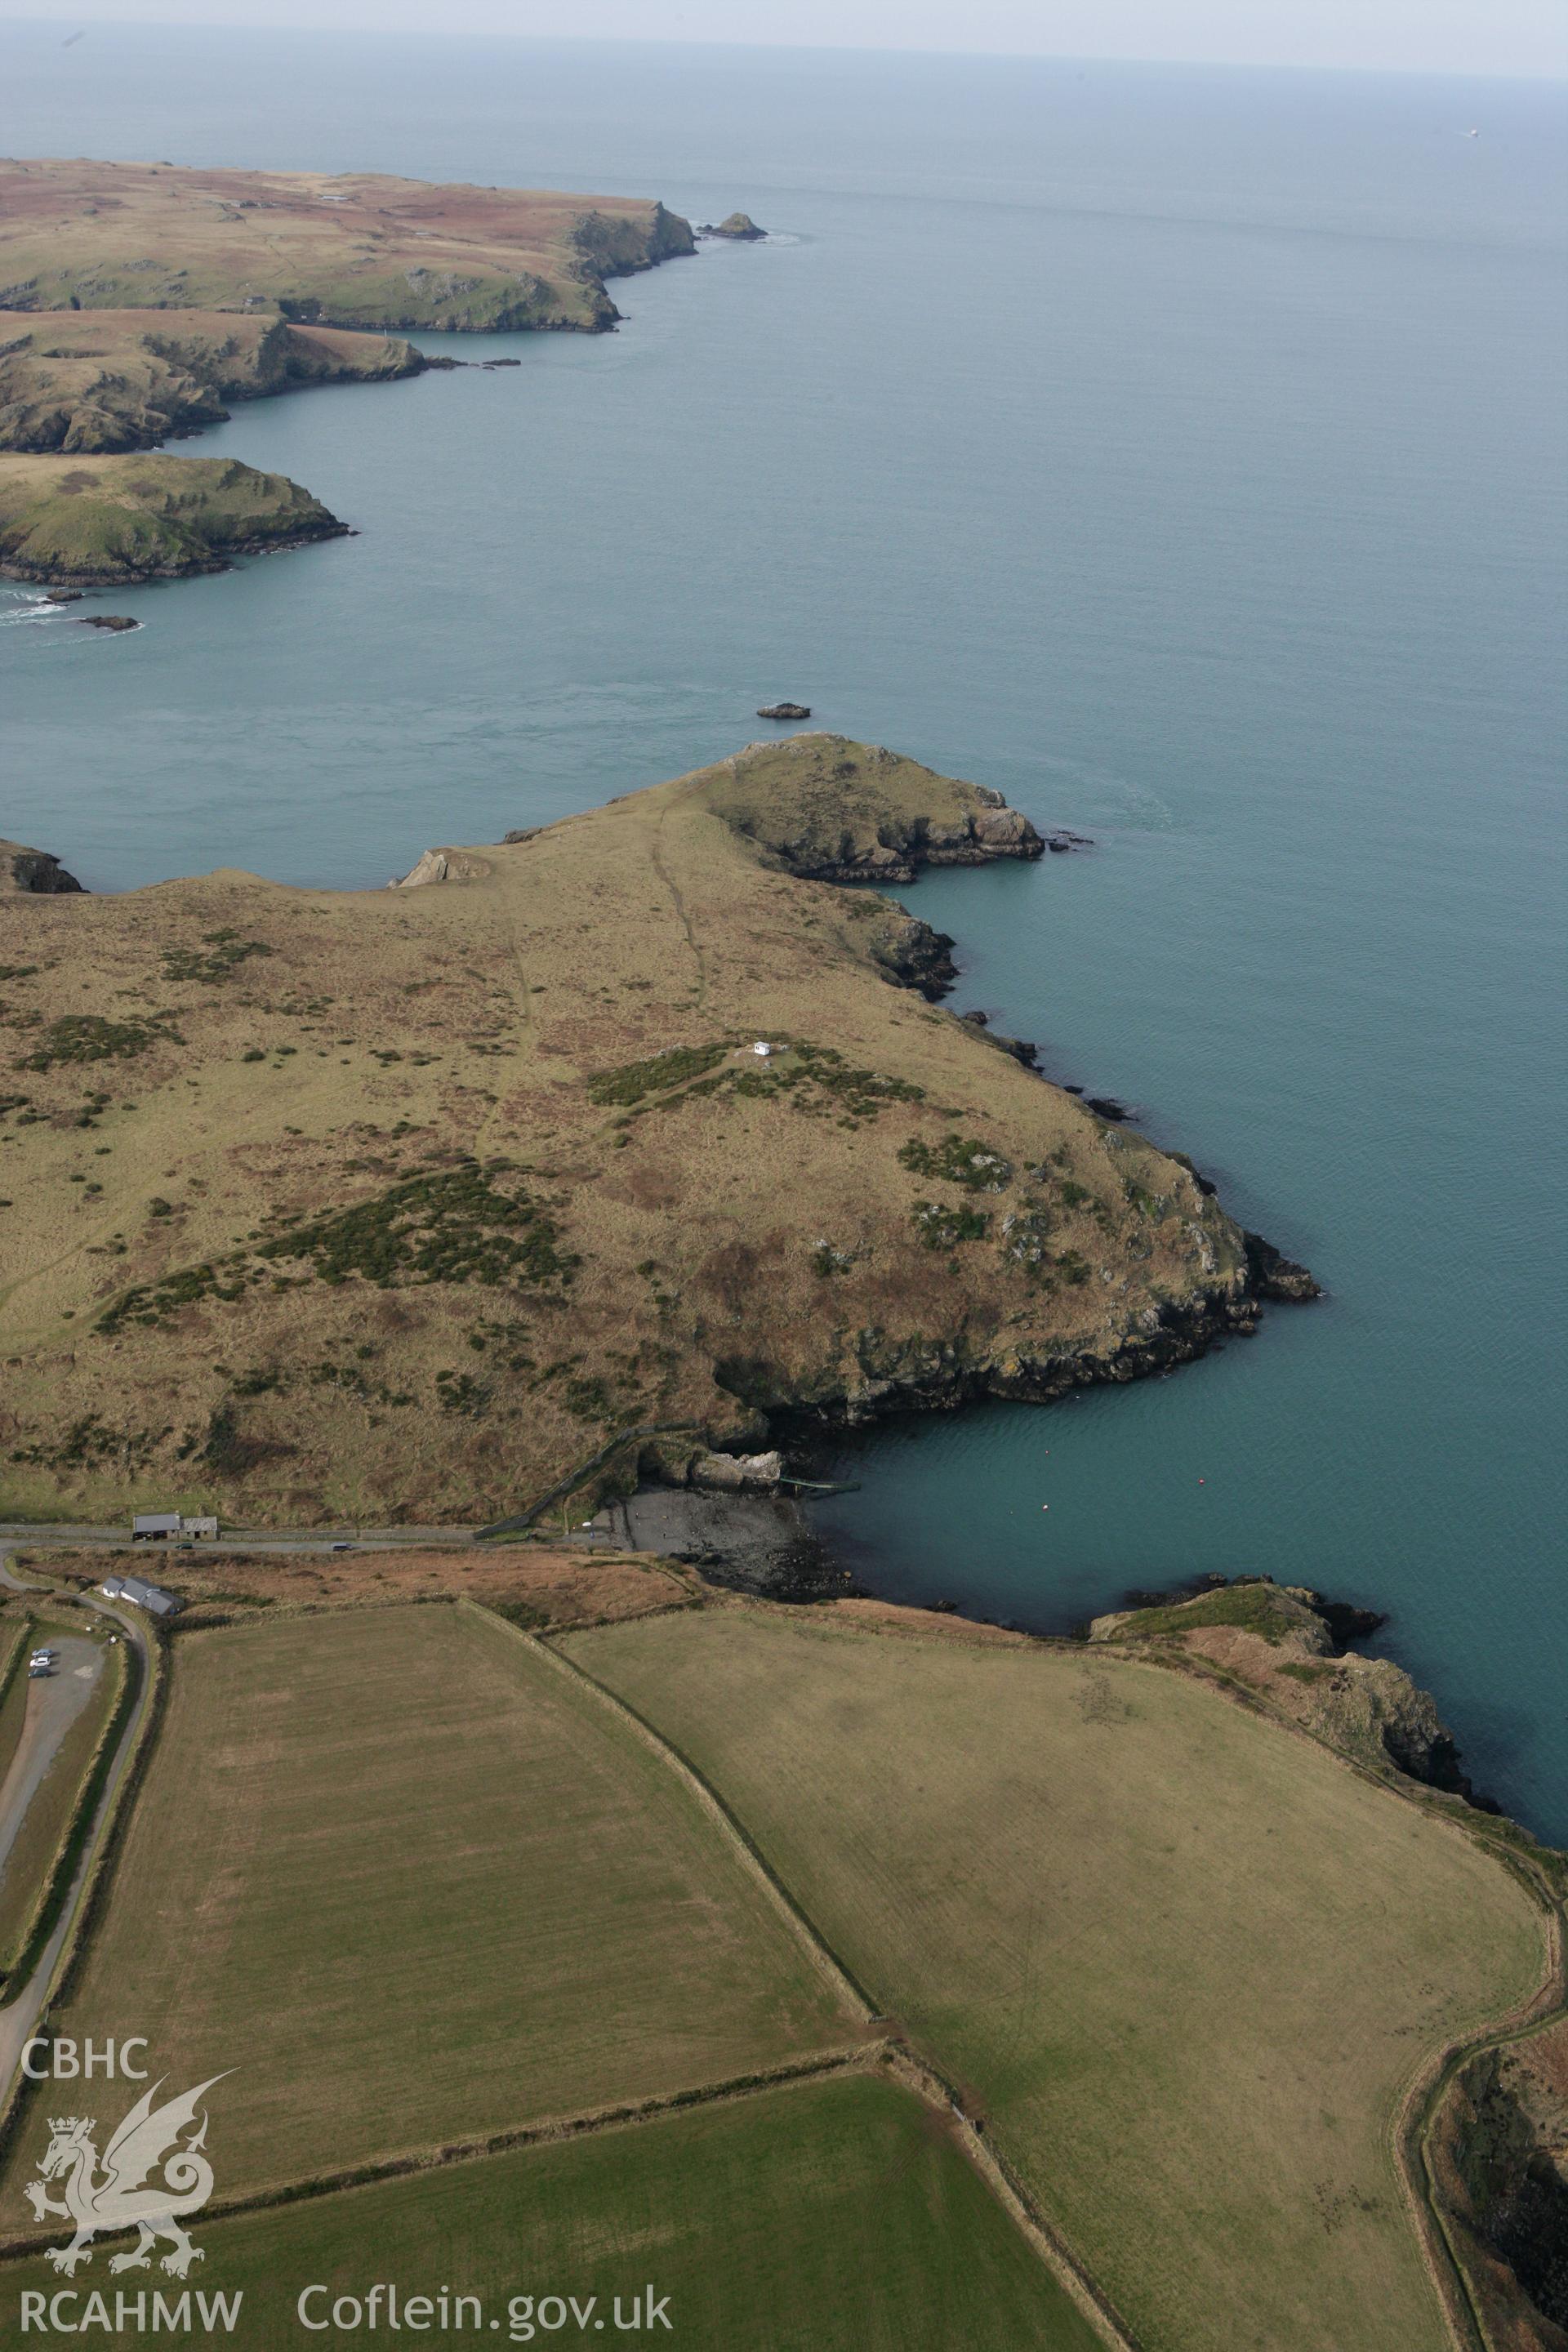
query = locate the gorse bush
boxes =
[161,930,274,984]
[257,1160,576,1290]
[898,1134,1013,1191]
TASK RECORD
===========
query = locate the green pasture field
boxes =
[564,1606,1549,2352]
[4,1605,854,2199]
[2,2071,1102,2350]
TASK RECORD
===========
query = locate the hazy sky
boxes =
[3,0,1565,79]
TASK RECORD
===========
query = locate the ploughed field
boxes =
[562,1604,1551,2352]
[0,737,1287,1526]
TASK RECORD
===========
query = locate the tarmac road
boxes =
[0,1549,151,2100]
[0,1635,106,1878]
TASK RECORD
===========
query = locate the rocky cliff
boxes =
[0,310,425,456]
[1089,1576,1486,1802]
[0,840,83,894]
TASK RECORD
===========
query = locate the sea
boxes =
[2,27,1566,1832]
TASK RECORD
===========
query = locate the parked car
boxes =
[329,1541,354,1553]
[27,1662,52,1679]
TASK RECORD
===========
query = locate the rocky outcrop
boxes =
[689,1448,783,1491]
[770,796,1042,884]
[1243,1231,1321,1301]
[1432,2038,1568,2352]
[80,613,139,631]
[758,702,811,721]
[704,736,1046,887]
[1089,1575,1490,1804]
[1,839,83,893]
[700,213,767,241]
[960,1013,1040,1069]
[866,911,960,999]
[389,847,492,889]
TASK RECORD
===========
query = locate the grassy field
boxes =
[1,2072,1101,2350]
[0,159,690,333]
[0,736,1263,1525]
[3,1605,854,2198]
[564,1606,1550,2352]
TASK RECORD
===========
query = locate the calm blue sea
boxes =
[3,29,1566,1829]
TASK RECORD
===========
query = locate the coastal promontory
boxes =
[0,450,347,584]
[0,734,1311,1524]
[0,158,700,586]
[0,159,695,334]
[0,307,426,455]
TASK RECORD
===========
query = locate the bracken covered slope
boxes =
[0,736,1311,1524]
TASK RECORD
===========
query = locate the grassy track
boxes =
[564,1607,1549,2352]
[3,1606,854,2198]
[1,2071,1101,2349]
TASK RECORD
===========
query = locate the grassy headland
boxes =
[0,158,694,334]
[0,451,346,584]
[0,158,697,583]
[0,735,1310,1524]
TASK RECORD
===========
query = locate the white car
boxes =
[29,1648,56,1664]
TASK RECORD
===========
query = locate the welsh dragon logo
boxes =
[24,2075,228,2278]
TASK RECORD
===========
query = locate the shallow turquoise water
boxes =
[3,31,1566,1827]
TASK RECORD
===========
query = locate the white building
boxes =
[100,1574,183,1619]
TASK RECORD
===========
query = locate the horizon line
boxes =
[0,16,1564,87]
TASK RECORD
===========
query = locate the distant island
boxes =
[0,732,1312,1528]
[0,158,704,586]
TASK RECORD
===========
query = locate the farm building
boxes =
[130,1512,218,1540]
[100,1575,184,1619]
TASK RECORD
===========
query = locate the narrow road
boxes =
[0,1635,105,1871]
[0,1523,479,1552]
[0,1548,154,2101]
